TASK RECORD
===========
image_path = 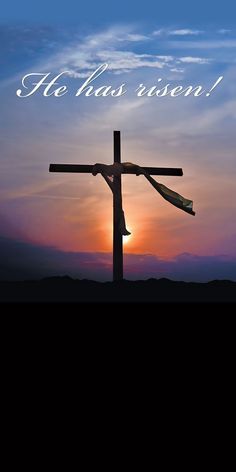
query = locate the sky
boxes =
[0,1,236,281]
[1,1,236,25]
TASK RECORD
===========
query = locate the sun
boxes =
[123,234,132,245]
[107,224,133,247]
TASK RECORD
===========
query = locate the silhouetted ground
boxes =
[0,276,235,302]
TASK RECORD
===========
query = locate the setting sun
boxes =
[123,234,132,245]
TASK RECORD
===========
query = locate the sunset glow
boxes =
[123,234,132,245]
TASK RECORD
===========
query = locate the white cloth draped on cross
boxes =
[92,162,195,235]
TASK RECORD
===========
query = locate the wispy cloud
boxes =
[152,28,203,36]
[3,25,228,84]
[152,29,164,36]
[179,56,210,64]
[41,27,178,76]
[168,29,203,36]
[169,39,236,49]
[218,29,231,34]
[64,52,170,78]
[170,67,185,73]
[38,26,214,78]
[118,33,149,42]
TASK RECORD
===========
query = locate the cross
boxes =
[49,131,184,282]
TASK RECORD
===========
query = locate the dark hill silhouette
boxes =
[0,277,235,302]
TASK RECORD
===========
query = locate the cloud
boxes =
[169,39,236,49]
[64,53,168,78]
[119,33,150,42]
[218,29,231,34]
[170,68,184,73]
[168,29,203,36]
[40,27,178,76]
[152,28,203,36]
[0,236,236,282]
[2,25,224,84]
[152,29,164,36]
[38,26,215,78]
[179,56,210,64]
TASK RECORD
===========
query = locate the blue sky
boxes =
[1,0,236,25]
[0,4,236,281]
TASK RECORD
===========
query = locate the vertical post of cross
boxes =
[113,130,123,282]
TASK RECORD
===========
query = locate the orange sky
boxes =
[2,163,235,261]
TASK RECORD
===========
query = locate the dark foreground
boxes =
[0,277,235,302]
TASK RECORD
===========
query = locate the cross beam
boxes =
[49,131,183,281]
[49,164,183,176]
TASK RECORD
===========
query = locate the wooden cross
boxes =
[49,131,183,281]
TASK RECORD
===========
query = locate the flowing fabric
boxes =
[122,162,195,216]
[92,163,131,235]
[92,162,195,236]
